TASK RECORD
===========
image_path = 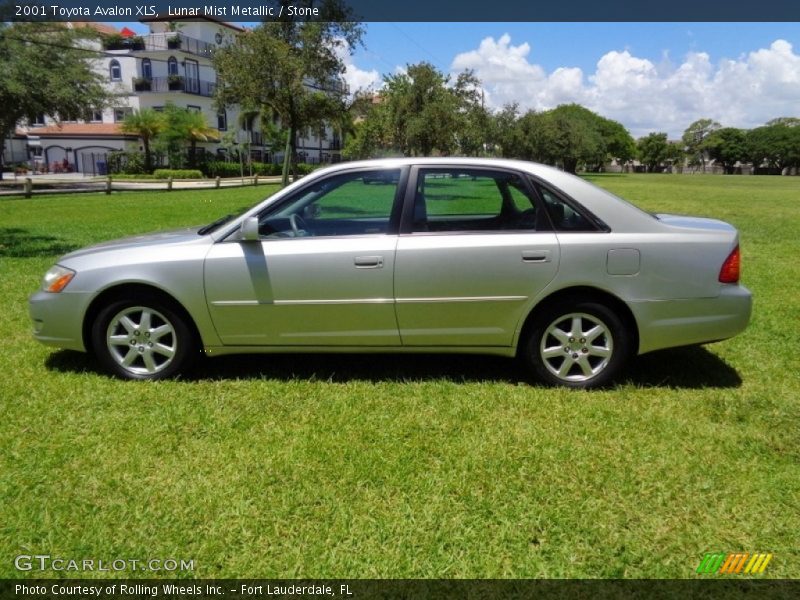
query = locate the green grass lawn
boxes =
[1,175,798,579]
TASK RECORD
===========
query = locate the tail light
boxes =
[719,245,740,283]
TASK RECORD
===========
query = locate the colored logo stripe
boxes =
[697,553,773,574]
[696,553,726,574]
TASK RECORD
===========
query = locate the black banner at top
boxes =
[3,0,800,22]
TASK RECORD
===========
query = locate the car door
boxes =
[394,166,560,347]
[204,167,406,346]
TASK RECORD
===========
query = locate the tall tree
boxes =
[745,123,800,174]
[596,116,637,170]
[120,109,165,173]
[450,71,489,157]
[488,103,523,158]
[766,117,800,128]
[214,0,363,185]
[682,118,721,173]
[637,132,670,172]
[0,22,112,178]
[382,62,460,156]
[539,104,605,174]
[354,63,486,158]
[702,127,746,174]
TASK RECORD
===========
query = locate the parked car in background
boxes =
[30,158,751,388]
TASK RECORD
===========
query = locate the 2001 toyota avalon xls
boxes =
[29,158,752,388]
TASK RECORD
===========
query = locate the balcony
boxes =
[132,76,216,98]
[105,33,215,58]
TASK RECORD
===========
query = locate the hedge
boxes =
[203,161,318,178]
[152,169,204,179]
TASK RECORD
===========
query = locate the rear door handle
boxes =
[522,250,551,263]
[354,255,384,269]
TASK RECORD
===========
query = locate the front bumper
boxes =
[29,289,93,352]
[630,285,753,354]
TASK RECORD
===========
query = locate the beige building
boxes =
[7,17,345,175]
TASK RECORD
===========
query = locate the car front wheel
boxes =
[522,301,632,389]
[91,296,196,380]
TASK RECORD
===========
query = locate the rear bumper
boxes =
[29,290,91,352]
[630,285,752,354]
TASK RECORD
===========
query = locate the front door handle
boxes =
[522,250,551,263]
[354,255,384,269]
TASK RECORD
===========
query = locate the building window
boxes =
[109,59,121,81]
[141,58,152,80]
[114,108,132,122]
[167,56,178,76]
[217,109,227,131]
[31,114,46,126]
[187,105,201,113]
[152,106,164,112]
[84,110,103,122]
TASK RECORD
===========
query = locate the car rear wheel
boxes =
[91,296,197,380]
[521,301,632,389]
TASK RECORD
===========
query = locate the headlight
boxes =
[42,265,76,293]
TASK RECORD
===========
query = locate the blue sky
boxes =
[127,21,800,137]
[352,22,800,75]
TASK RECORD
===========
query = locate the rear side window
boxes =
[538,187,601,232]
[412,169,543,232]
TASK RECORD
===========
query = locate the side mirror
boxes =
[240,217,260,241]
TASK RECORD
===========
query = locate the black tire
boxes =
[91,295,197,380]
[520,300,632,389]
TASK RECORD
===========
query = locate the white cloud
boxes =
[332,38,381,94]
[451,36,800,137]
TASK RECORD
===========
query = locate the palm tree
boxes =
[120,109,165,173]
[181,110,219,168]
[160,104,218,168]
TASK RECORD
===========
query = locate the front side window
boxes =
[258,169,401,238]
[167,56,178,76]
[109,59,121,81]
[141,58,152,80]
[412,169,541,233]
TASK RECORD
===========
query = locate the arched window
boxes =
[109,59,121,81]
[141,58,152,80]
[167,56,178,76]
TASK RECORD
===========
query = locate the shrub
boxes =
[295,163,316,176]
[108,174,159,180]
[107,151,146,175]
[204,161,242,178]
[153,169,204,179]
[202,161,318,178]
[203,160,282,178]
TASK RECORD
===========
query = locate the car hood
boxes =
[655,214,737,233]
[59,227,206,261]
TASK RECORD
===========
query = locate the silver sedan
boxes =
[29,158,752,388]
